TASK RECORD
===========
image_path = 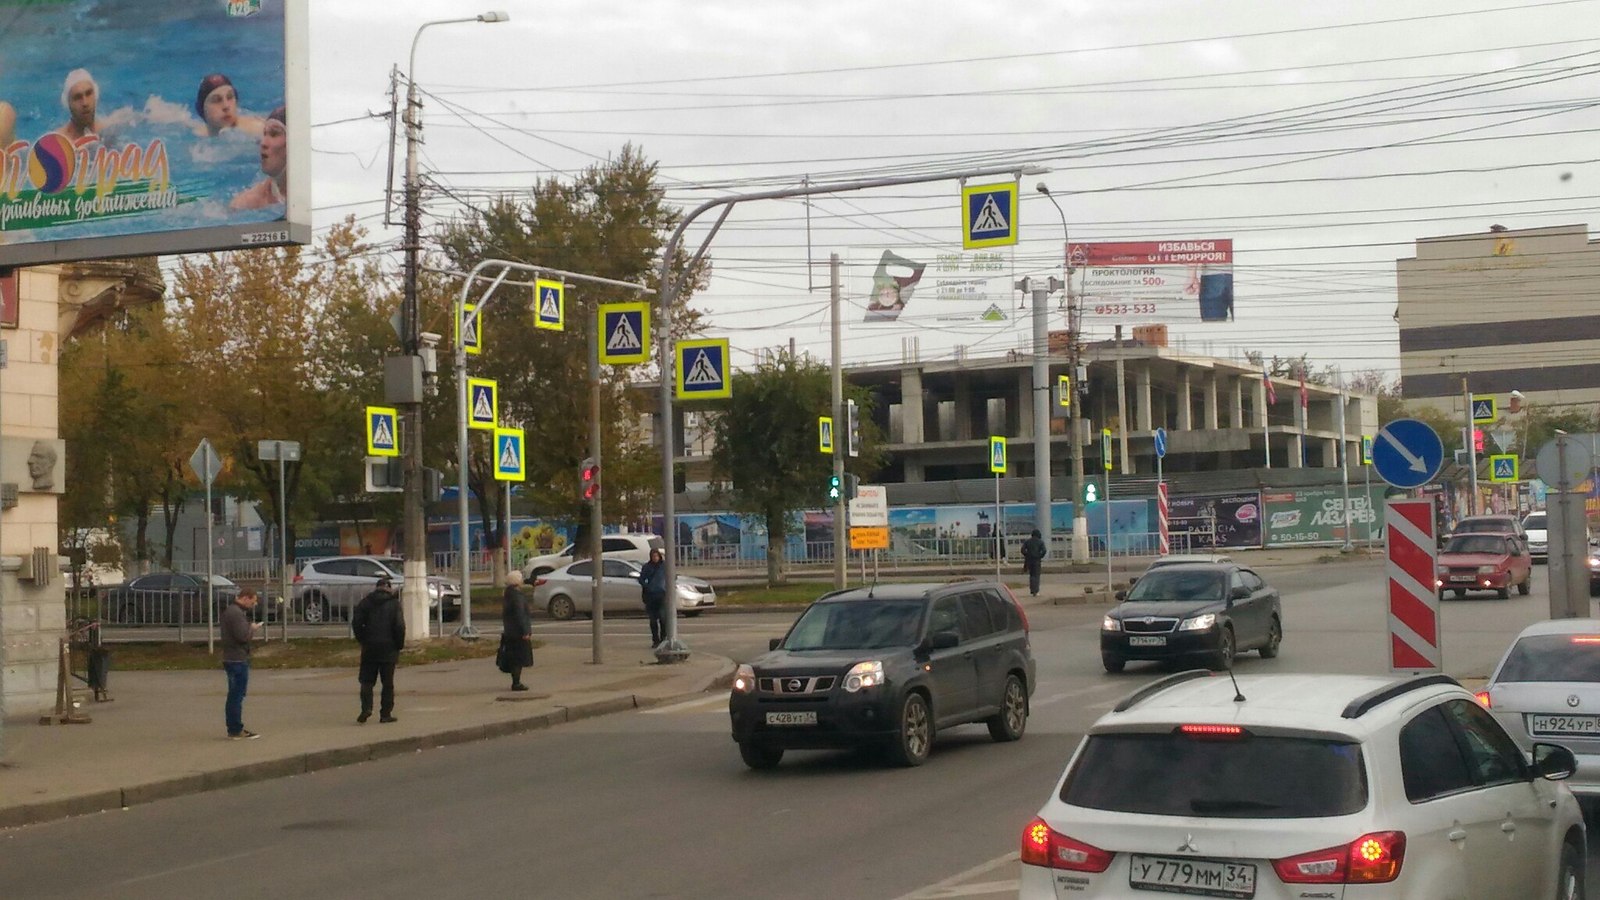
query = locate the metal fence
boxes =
[669,532,1194,570]
[67,583,290,638]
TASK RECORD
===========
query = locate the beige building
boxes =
[1399,223,1600,416]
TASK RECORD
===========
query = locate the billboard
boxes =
[1263,485,1387,547]
[861,248,1012,324]
[0,0,310,267]
[1168,491,1262,550]
[1070,239,1234,325]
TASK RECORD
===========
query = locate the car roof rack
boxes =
[1112,669,1215,713]
[1341,674,1460,719]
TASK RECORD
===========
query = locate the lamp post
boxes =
[1036,183,1088,562]
[399,11,508,639]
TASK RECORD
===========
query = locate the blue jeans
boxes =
[223,660,250,735]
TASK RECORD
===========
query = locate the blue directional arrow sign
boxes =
[1371,418,1445,489]
[1153,427,1168,460]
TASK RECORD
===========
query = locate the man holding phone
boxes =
[220,587,263,739]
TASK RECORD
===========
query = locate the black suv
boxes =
[1101,562,1282,673]
[728,581,1036,769]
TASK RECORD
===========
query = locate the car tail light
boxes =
[1474,690,1492,708]
[999,583,1029,634]
[1273,831,1405,884]
[1178,723,1244,739]
[534,578,548,587]
[1020,818,1113,872]
[292,573,302,583]
[1571,636,1600,644]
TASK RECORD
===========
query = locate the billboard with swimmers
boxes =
[0,0,309,267]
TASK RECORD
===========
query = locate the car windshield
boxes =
[1062,732,1367,818]
[783,598,924,651]
[1524,514,1546,530]
[1457,519,1514,534]
[1445,535,1508,555]
[1126,569,1225,603]
[1496,634,1600,682]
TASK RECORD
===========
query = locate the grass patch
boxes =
[714,583,843,606]
[105,636,510,671]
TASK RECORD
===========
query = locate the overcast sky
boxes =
[306,0,1600,383]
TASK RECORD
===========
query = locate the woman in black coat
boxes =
[500,569,534,690]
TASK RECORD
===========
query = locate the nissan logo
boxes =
[1569,695,1581,708]
[788,679,804,692]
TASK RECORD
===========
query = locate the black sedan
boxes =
[101,572,240,625]
[1100,563,1282,673]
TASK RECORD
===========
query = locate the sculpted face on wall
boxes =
[2,437,65,493]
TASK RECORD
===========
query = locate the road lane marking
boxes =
[1032,683,1123,708]
[889,852,1018,900]
[642,694,727,715]
[115,847,274,887]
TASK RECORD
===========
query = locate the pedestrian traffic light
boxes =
[846,399,861,458]
[828,474,843,502]
[580,457,600,501]
[845,473,860,500]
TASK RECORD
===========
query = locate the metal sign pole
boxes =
[1105,471,1113,595]
[994,470,1001,581]
[205,468,215,655]
[276,446,288,642]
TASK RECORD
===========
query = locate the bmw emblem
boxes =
[1569,695,1581,708]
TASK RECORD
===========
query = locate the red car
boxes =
[1435,531,1532,599]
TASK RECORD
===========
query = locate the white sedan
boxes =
[530,558,716,621]
[1479,617,1600,802]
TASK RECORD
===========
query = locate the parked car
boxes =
[1449,514,1527,550]
[1480,618,1600,805]
[1433,532,1531,599]
[1524,511,1550,560]
[729,581,1036,769]
[102,572,240,625]
[1101,562,1282,673]
[1019,671,1586,899]
[520,532,663,578]
[292,555,462,624]
[530,558,715,621]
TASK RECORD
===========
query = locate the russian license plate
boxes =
[1531,714,1600,736]
[1450,575,1476,582]
[765,711,817,726]
[1128,636,1167,647]
[1129,855,1256,898]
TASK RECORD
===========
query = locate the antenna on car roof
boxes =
[1226,661,1246,703]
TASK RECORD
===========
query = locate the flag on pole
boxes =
[1298,367,1309,411]
[1262,364,1277,405]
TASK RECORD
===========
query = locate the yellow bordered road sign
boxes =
[457,303,482,355]
[962,181,1017,250]
[989,435,1007,474]
[535,278,565,331]
[598,301,650,365]
[494,428,525,482]
[366,406,399,457]
[468,378,498,431]
[819,416,834,454]
[676,338,731,400]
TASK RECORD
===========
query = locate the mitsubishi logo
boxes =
[788,679,804,693]
[1569,695,1581,708]
[1176,834,1198,853]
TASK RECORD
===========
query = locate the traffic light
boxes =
[845,399,861,458]
[828,474,843,502]
[423,467,443,503]
[580,457,601,502]
[1473,429,1484,453]
[845,473,860,500]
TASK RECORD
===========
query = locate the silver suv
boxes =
[292,555,462,624]
[520,533,663,578]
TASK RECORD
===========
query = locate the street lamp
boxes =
[1036,183,1088,563]
[398,10,509,640]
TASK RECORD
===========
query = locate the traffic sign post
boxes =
[366,406,399,457]
[818,416,834,454]
[494,428,525,482]
[961,181,1018,250]
[457,302,482,355]
[534,278,565,331]
[467,378,498,431]
[1371,418,1444,489]
[598,301,650,365]
[258,439,300,643]
[1538,435,1594,619]
[189,438,221,653]
[1488,454,1518,483]
[1386,498,1441,673]
[1154,427,1168,555]
[675,338,732,400]
[1471,397,1497,424]
[989,436,1005,580]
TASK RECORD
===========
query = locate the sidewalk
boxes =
[0,640,732,830]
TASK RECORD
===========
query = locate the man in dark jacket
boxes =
[352,575,405,723]
[220,587,262,739]
[500,569,534,691]
[638,549,668,647]
[1020,529,1048,597]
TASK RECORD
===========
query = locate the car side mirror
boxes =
[1533,743,1578,781]
[929,630,960,650]
[768,638,782,651]
[1115,590,1127,602]
[1127,576,1138,588]
[1231,586,1251,601]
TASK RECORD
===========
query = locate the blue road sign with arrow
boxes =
[1153,427,1168,460]
[1371,418,1445,489]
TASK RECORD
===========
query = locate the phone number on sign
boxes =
[1093,303,1157,315]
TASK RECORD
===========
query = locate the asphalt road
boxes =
[4,559,1597,899]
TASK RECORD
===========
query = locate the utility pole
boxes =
[1017,276,1060,559]
[1114,325,1130,474]
[1463,377,1478,517]
[1336,368,1353,552]
[588,314,604,664]
[831,254,846,590]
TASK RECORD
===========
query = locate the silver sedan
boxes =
[530,558,716,621]
[1480,617,1600,801]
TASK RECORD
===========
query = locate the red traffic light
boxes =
[580,457,600,501]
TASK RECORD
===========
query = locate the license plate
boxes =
[1128,636,1167,647]
[765,711,817,726]
[1450,575,1476,582]
[1531,714,1600,736]
[1129,855,1256,898]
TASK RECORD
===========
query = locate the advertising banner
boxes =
[1263,485,1387,547]
[1168,492,1262,550]
[861,248,1011,324]
[1069,239,1234,325]
[0,0,310,267]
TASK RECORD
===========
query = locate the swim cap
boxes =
[196,73,233,118]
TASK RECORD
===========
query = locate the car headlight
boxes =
[1102,616,1121,632]
[1477,565,1498,574]
[427,582,442,597]
[1588,557,1599,568]
[1179,614,1217,631]
[843,660,885,692]
[733,664,756,694]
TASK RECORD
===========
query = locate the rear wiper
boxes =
[1190,799,1281,813]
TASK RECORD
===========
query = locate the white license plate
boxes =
[765,711,817,726]
[1128,636,1167,647]
[1129,855,1256,898]
[1450,575,1476,582]
[1531,714,1600,736]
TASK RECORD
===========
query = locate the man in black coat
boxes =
[1020,529,1048,597]
[500,569,534,691]
[352,575,406,724]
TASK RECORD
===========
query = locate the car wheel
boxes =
[738,742,783,770]
[1558,840,1584,900]
[1259,617,1282,659]
[547,595,576,621]
[1102,654,1126,674]
[301,594,326,624]
[885,692,933,767]
[986,674,1027,742]
[1497,586,1511,600]
[1210,627,1235,671]
[1518,576,1531,596]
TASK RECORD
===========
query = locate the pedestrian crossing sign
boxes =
[961,181,1018,250]
[366,406,399,457]
[494,428,525,482]
[457,302,482,355]
[1361,435,1374,465]
[468,378,498,431]
[598,301,650,366]
[989,436,1007,474]
[1472,397,1496,424]
[819,416,834,454]
[535,278,565,331]
[1057,373,1071,409]
[1489,454,1519,483]
[675,338,731,400]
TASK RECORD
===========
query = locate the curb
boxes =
[0,659,736,832]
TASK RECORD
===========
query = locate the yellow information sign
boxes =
[849,526,890,551]
[819,416,834,454]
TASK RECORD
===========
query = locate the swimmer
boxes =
[55,68,102,141]
[230,105,287,210]
[195,73,263,137]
